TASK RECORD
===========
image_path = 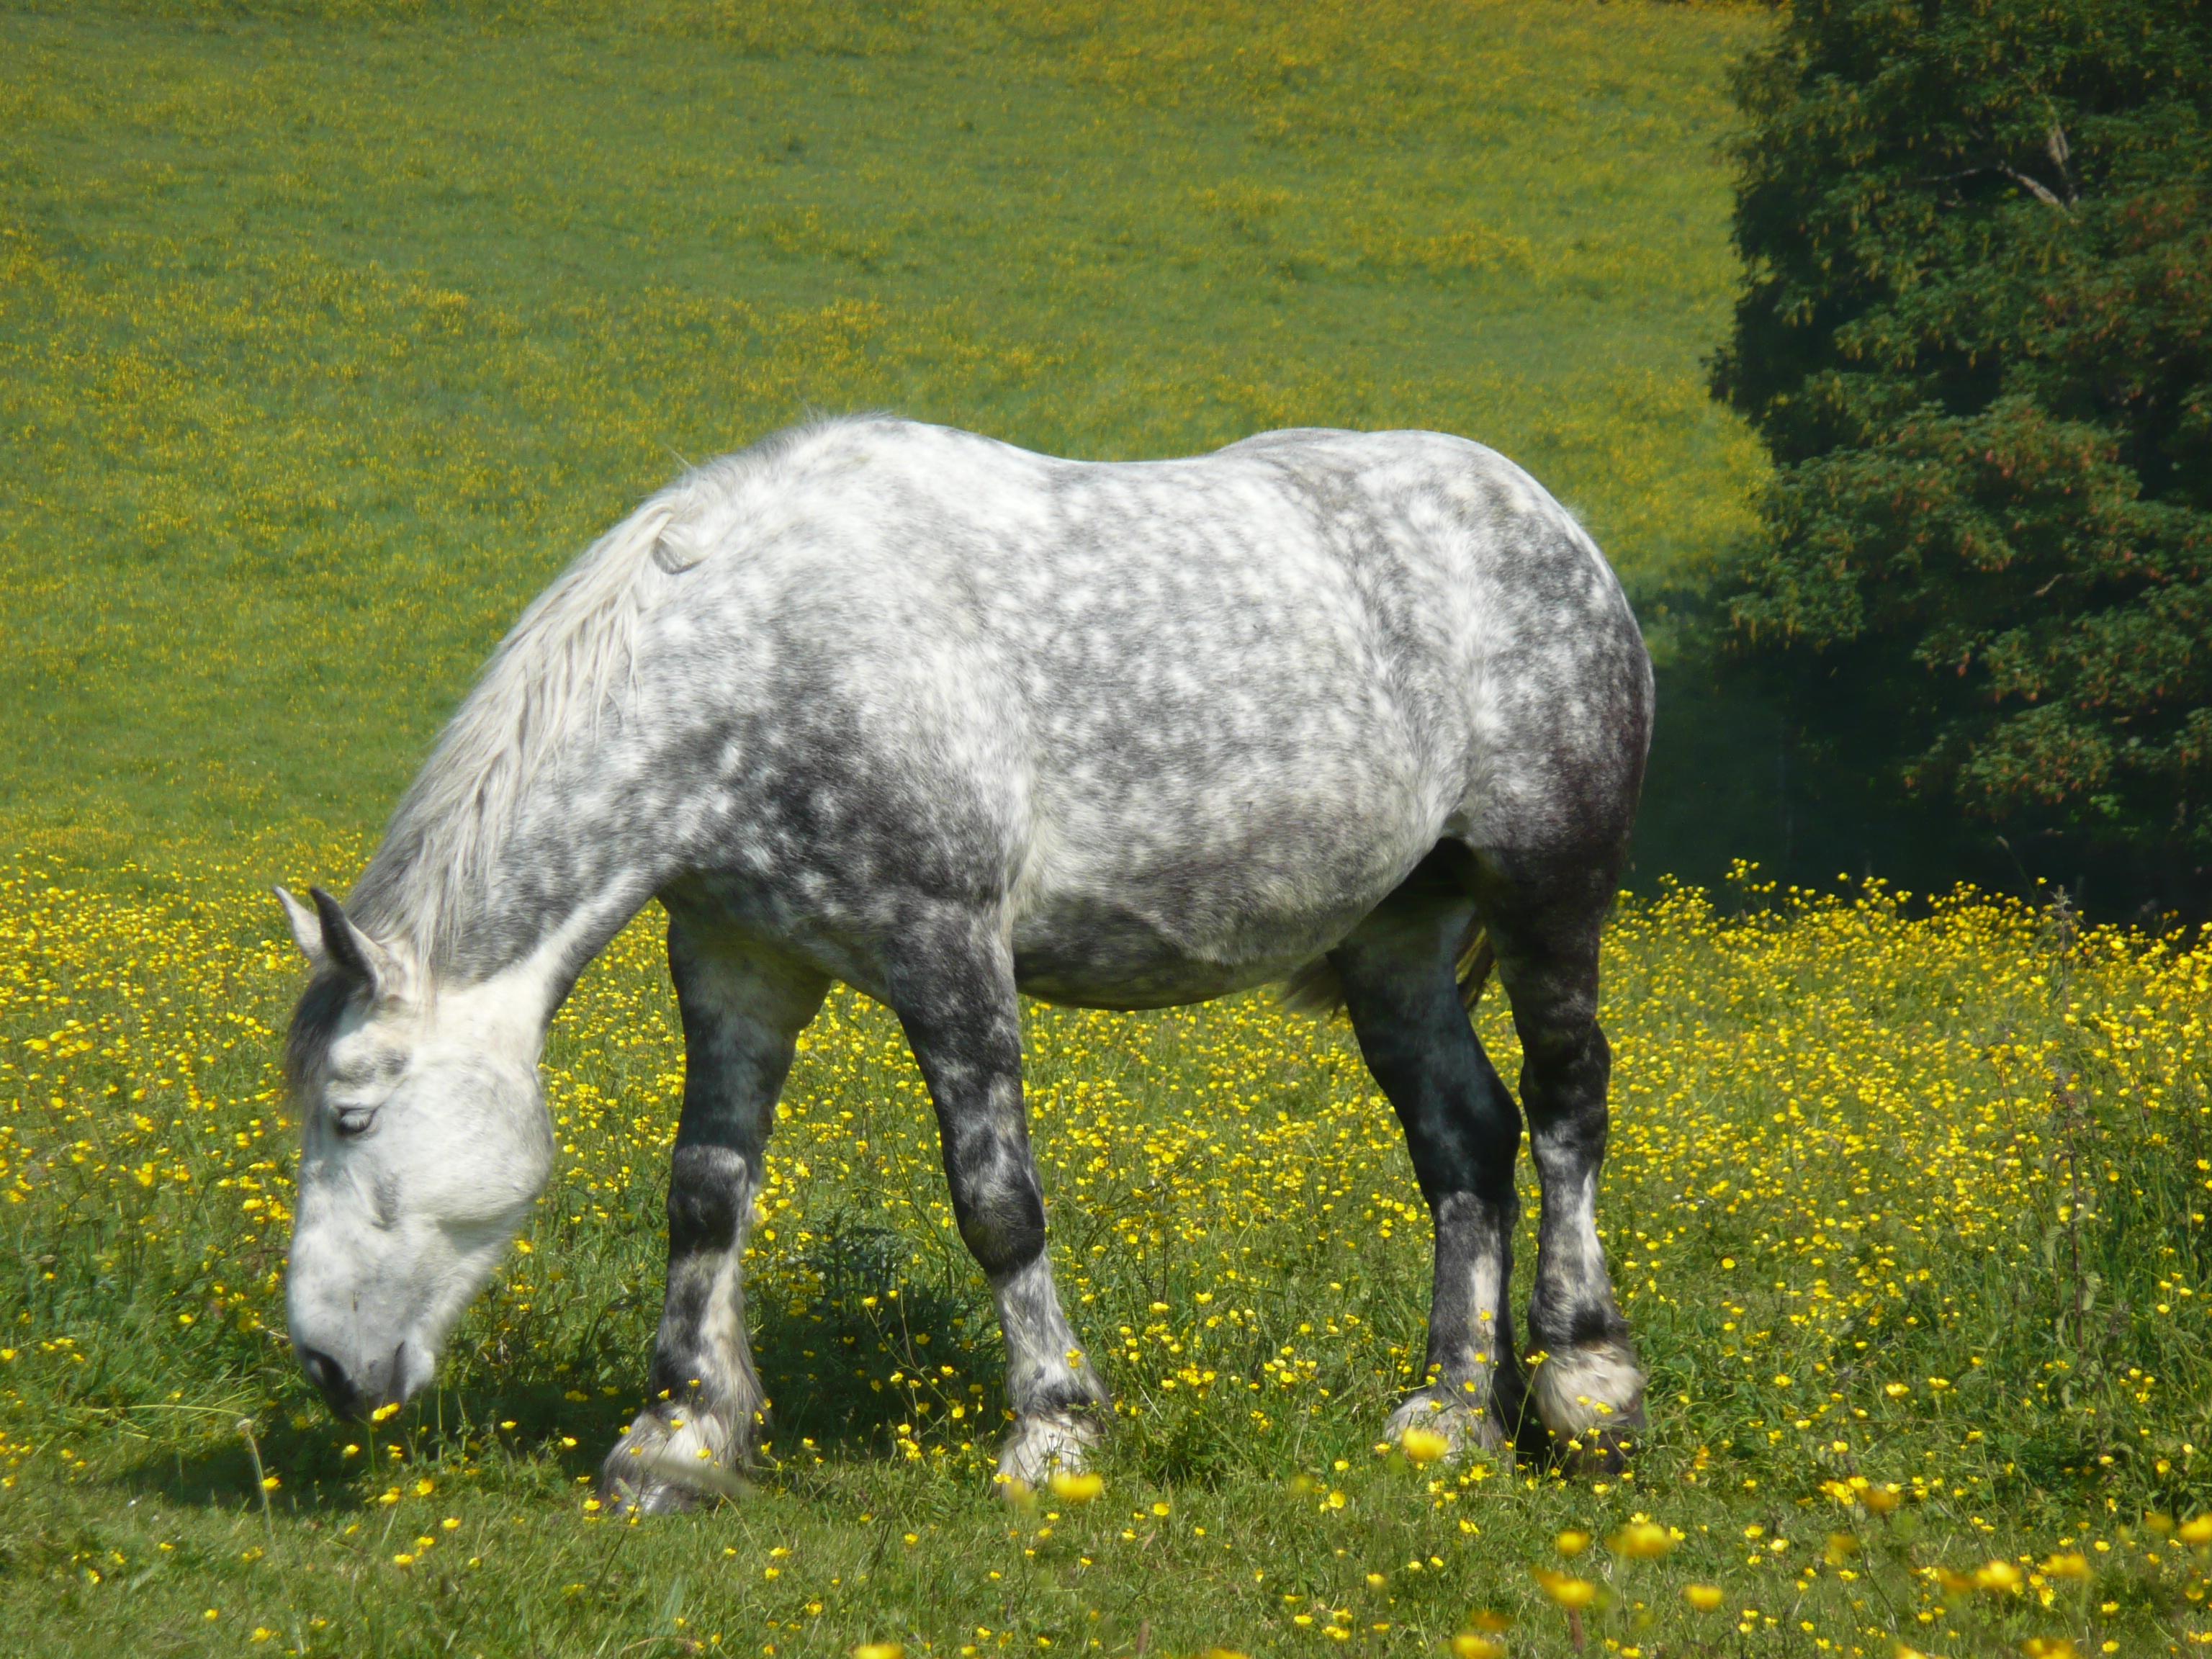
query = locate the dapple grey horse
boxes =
[275,415,1653,1512]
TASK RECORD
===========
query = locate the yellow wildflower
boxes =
[1401,1426,1450,1466]
[1533,1568,1596,1609]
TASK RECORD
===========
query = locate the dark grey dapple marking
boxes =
[276,415,1653,1511]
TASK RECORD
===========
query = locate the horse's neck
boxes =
[356,796,663,1031]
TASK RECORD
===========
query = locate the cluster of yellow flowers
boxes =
[3,840,2208,1647]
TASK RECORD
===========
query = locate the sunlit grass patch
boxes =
[3,840,2208,1653]
[0,0,1766,849]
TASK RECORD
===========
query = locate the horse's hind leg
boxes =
[1331,867,1527,1456]
[1480,858,1644,1473]
[601,916,827,1514]
[884,908,1109,1491]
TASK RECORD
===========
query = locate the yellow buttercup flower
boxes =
[1400,1426,1450,1466]
[1047,1470,1102,1503]
[1972,1560,2023,1593]
[1533,1568,1596,1609]
[1554,1529,1591,1558]
[1683,1584,1723,1611]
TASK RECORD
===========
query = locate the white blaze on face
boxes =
[276,890,554,1414]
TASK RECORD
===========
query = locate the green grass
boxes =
[6,853,2212,1656]
[22,6,2212,1658]
[0,0,1766,853]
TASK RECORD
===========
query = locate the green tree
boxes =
[1711,0,2212,909]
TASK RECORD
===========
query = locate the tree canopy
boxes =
[1712,0,2212,910]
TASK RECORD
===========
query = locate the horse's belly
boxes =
[1007,837,1416,1010]
[1002,748,1447,1008]
[1009,909,1329,1010]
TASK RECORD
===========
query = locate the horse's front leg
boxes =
[887,909,1109,1491]
[601,921,827,1514]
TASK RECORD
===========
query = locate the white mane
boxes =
[346,495,674,967]
[346,420,857,968]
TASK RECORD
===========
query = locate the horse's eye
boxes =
[332,1106,377,1139]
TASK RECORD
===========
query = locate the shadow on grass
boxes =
[750,1220,1000,1462]
[116,1411,369,1518]
[109,1375,646,1515]
[109,1219,1006,1514]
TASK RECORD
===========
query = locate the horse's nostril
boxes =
[297,1345,357,1415]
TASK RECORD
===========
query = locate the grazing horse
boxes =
[276,415,1653,1512]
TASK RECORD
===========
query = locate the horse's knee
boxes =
[1520,1012,1606,1082]
[666,1145,755,1252]
[1519,1022,1612,1149]
[961,1201,1046,1280]
[943,1125,1048,1278]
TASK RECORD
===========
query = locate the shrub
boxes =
[1711,0,2212,913]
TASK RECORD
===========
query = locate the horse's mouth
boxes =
[297,1339,417,1420]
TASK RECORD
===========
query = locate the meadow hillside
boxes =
[4,853,2210,1657]
[6,4,2212,1658]
[0,0,1763,858]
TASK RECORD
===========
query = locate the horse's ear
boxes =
[307,887,393,996]
[274,886,328,969]
[275,887,409,1003]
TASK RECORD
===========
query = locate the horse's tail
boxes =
[1455,921,1496,1012]
[1281,915,1494,1018]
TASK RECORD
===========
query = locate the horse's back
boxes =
[766,418,1646,831]
[639,418,1647,1002]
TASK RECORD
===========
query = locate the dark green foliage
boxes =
[1712,0,2212,909]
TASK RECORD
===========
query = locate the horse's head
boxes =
[274,887,553,1419]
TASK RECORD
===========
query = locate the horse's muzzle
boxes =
[297,1343,373,1420]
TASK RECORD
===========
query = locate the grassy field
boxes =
[0,0,1765,853]
[6,853,2211,1656]
[10,2,2212,1657]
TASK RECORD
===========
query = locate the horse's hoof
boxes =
[598,1405,748,1513]
[603,1470,706,1515]
[1385,1388,1506,1460]
[1527,1341,1645,1475]
[995,1410,1100,1490]
[1551,1422,1640,1476]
